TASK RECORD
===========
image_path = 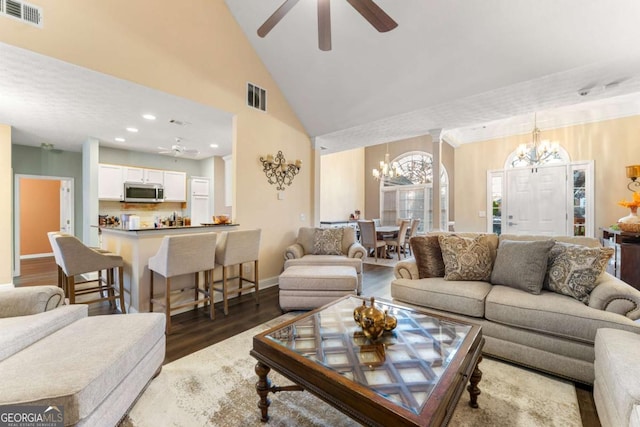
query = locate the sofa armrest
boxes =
[0,286,65,318]
[347,243,366,259]
[284,243,305,260]
[589,273,640,320]
[394,260,419,280]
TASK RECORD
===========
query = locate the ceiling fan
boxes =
[257,0,398,51]
[157,138,199,157]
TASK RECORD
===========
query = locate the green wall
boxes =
[12,144,84,238]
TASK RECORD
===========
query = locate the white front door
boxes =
[505,165,567,235]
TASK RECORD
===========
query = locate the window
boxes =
[379,152,448,232]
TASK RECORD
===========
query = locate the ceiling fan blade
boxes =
[318,0,331,51]
[257,0,300,38]
[346,0,398,32]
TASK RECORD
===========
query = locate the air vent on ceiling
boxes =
[247,82,267,112]
[0,0,43,27]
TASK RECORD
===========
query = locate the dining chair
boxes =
[149,232,217,333]
[212,229,262,317]
[49,233,126,312]
[357,220,387,262]
[405,218,421,256]
[384,219,411,260]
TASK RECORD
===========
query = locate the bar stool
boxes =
[148,232,217,333]
[49,234,126,312]
[212,229,261,317]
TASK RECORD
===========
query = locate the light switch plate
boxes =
[479,210,486,217]
[277,191,285,200]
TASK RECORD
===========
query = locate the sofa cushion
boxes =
[499,234,601,248]
[438,234,495,281]
[545,243,614,304]
[296,227,317,255]
[285,255,362,274]
[410,235,445,278]
[0,305,87,362]
[490,239,554,294]
[313,228,343,255]
[391,277,492,318]
[0,313,165,426]
[279,265,358,291]
[485,285,640,344]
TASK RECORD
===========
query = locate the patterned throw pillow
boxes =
[313,228,344,255]
[438,234,495,281]
[545,243,614,304]
[410,235,445,278]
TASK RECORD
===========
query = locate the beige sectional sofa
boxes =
[0,286,165,426]
[391,232,640,384]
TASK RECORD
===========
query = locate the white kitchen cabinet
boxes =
[123,167,144,183]
[164,171,187,202]
[98,164,124,200]
[123,167,163,185]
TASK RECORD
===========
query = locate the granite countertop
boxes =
[98,223,239,232]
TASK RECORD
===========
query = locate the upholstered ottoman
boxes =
[594,328,640,427]
[279,265,358,311]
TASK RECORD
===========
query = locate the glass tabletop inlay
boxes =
[265,296,473,415]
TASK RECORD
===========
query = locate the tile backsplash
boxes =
[99,201,186,228]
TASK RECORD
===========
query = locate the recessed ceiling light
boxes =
[210,144,219,148]
[126,127,139,133]
[142,114,156,120]
[115,137,125,142]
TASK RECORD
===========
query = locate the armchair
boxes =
[284,227,366,293]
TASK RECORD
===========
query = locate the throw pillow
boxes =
[545,243,614,304]
[410,235,445,278]
[313,228,344,255]
[438,234,495,281]
[490,239,555,294]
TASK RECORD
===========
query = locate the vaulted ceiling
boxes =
[3,2,640,157]
[225,0,640,153]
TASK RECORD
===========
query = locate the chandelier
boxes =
[372,144,399,181]
[513,113,560,167]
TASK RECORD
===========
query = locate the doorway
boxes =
[13,174,74,277]
[504,165,567,235]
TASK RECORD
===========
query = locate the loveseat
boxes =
[0,286,165,426]
[391,232,640,384]
[284,226,366,293]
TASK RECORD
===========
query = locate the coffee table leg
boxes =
[467,355,483,408]
[255,362,272,422]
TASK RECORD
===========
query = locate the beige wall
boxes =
[320,148,365,221]
[454,115,640,232]
[0,126,11,284]
[0,1,311,281]
[364,135,455,223]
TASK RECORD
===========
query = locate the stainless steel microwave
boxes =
[123,182,164,203]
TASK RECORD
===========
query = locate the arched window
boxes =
[380,151,448,232]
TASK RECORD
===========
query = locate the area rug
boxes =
[121,315,582,427]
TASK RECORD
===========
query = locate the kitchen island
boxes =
[100,224,239,313]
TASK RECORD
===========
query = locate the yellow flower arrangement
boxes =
[618,192,640,208]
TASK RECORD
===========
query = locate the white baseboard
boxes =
[20,252,54,260]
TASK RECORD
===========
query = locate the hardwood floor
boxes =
[14,257,599,426]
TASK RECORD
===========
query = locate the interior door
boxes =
[505,165,567,235]
[59,179,73,233]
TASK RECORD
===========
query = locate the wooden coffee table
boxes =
[250,295,484,426]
